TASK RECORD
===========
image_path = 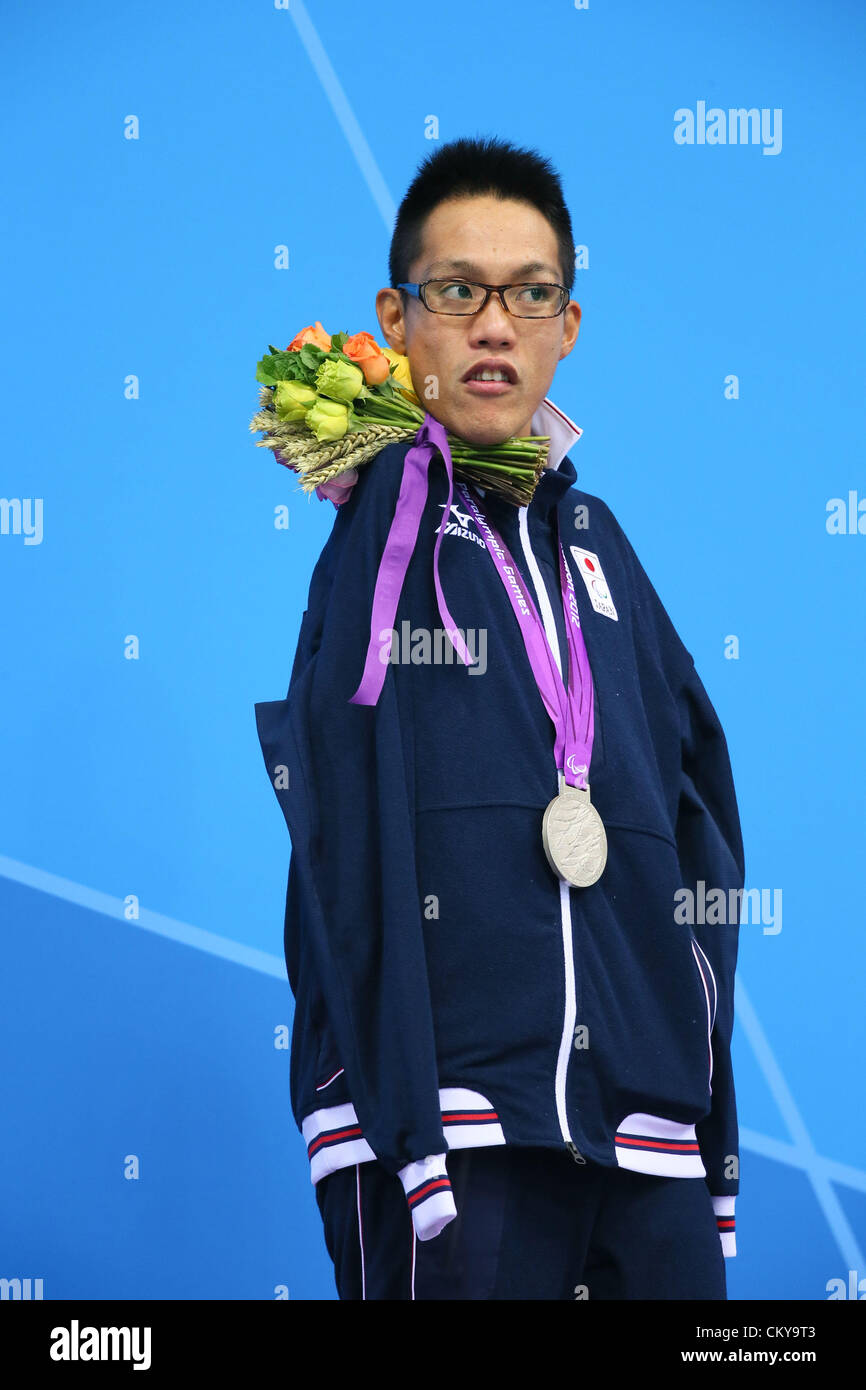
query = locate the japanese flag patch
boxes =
[569,546,618,621]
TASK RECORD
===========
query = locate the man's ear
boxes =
[376,287,408,353]
[558,300,581,362]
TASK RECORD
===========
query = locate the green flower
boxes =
[306,397,350,442]
[315,357,365,403]
[273,380,317,421]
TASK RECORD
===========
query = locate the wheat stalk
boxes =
[249,397,545,505]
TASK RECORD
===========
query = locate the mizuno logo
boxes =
[435,502,486,547]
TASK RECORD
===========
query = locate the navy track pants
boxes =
[315,1145,727,1300]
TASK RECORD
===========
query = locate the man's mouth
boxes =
[462,361,517,396]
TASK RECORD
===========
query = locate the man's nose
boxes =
[468,293,516,343]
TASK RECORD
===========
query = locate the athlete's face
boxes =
[376,194,581,448]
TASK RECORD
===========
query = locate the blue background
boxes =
[1,0,864,1300]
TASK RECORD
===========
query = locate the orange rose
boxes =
[287,320,332,352]
[342,330,391,385]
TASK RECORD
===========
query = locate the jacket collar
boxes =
[527,395,581,514]
[532,396,583,473]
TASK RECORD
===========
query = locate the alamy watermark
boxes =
[675,880,782,935]
[1,497,43,544]
[377,621,487,675]
[674,102,782,156]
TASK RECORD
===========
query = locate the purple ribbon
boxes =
[349,413,474,706]
[349,413,595,790]
[456,482,594,789]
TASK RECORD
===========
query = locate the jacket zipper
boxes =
[517,505,586,1166]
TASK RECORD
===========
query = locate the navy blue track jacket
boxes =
[255,399,745,1256]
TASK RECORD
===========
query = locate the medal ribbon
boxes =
[349,412,595,793]
[350,413,473,706]
[456,482,594,791]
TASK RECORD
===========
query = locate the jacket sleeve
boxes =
[675,659,745,1258]
[254,444,456,1242]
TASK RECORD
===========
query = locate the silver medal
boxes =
[542,775,607,887]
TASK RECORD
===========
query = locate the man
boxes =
[255,136,745,1300]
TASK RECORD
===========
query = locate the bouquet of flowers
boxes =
[249,321,551,506]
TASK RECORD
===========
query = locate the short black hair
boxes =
[388,135,576,297]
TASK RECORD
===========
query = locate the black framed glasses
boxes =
[397,279,570,318]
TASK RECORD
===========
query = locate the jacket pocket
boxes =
[298,977,347,1101]
[689,932,717,1090]
[314,1061,346,1095]
[689,935,718,1032]
[313,1025,346,1097]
